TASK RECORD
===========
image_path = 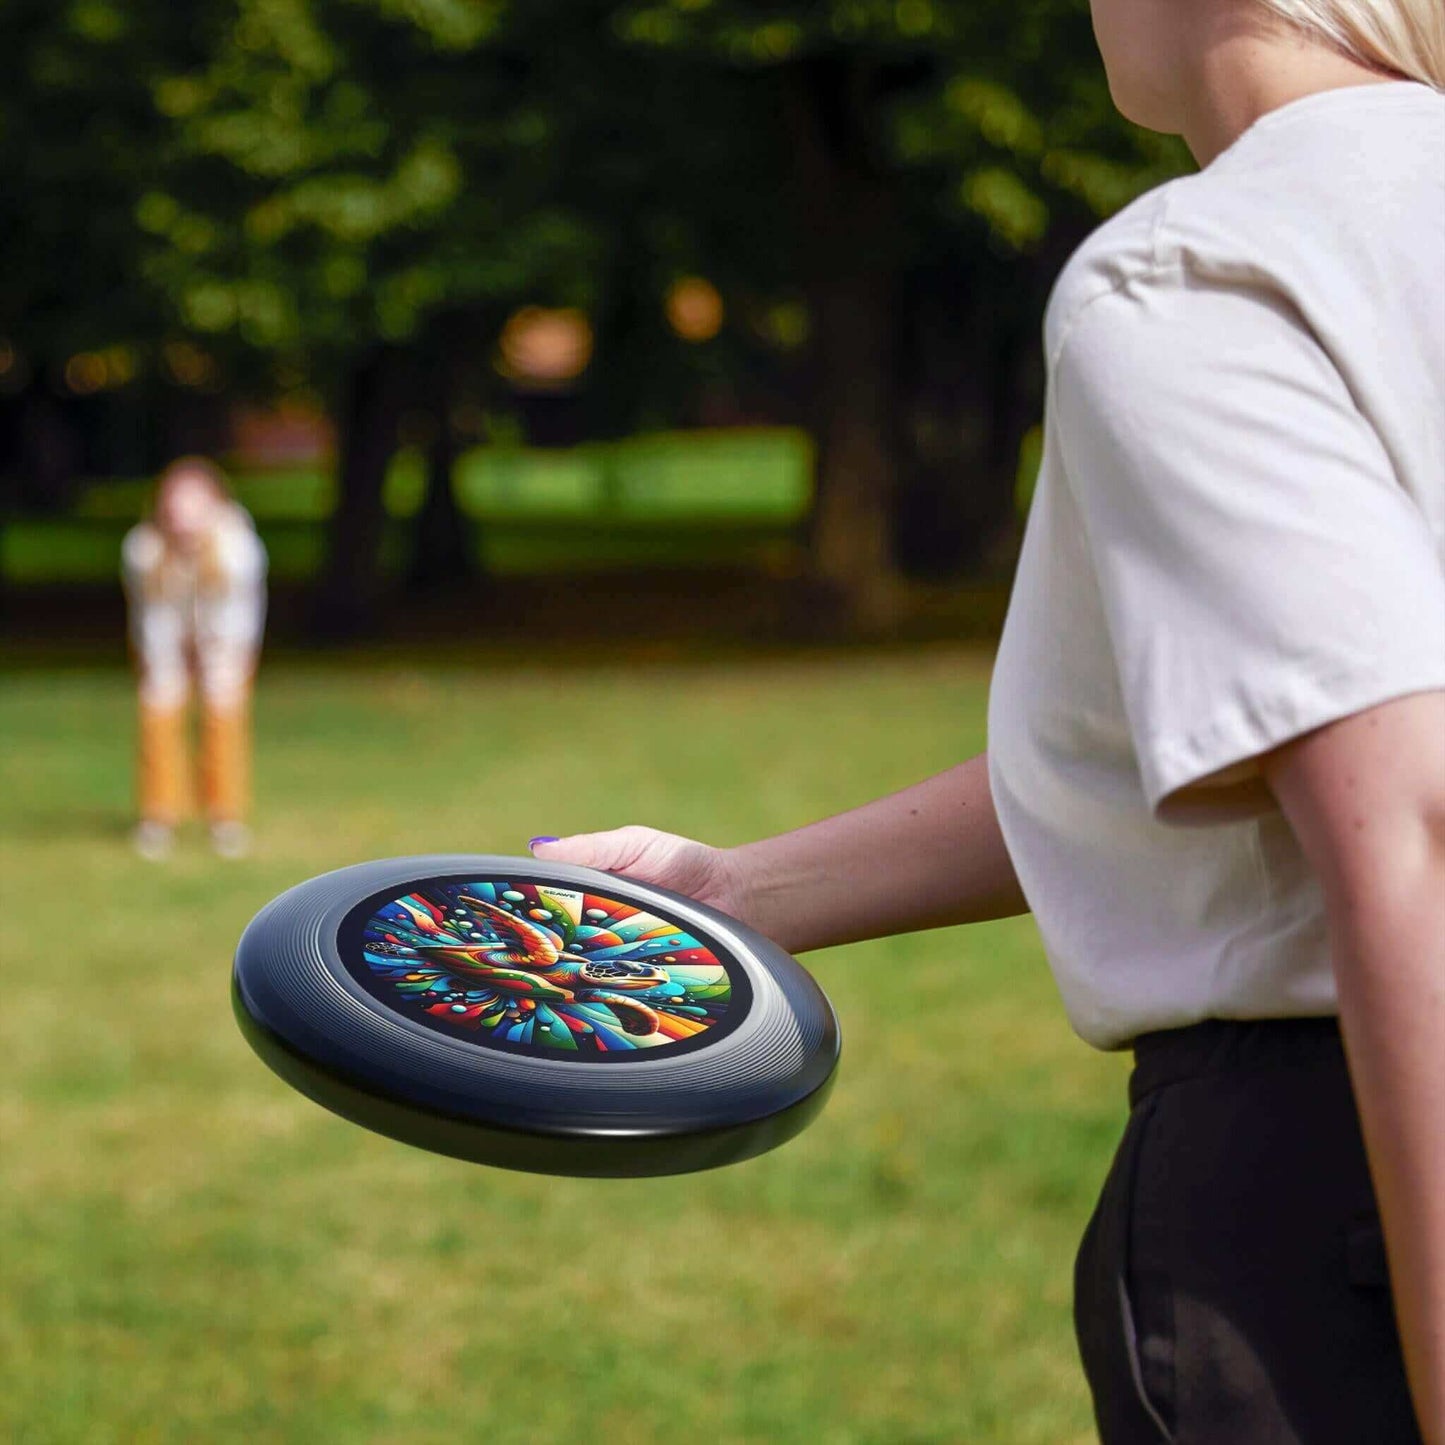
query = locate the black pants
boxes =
[1075,1018,1421,1444]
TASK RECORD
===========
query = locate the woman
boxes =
[529,1,1444,1439]
[122,457,267,860]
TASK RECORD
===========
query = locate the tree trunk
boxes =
[784,57,909,634]
[805,274,903,622]
[312,345,405,641]
[885,240,1051,581]
[406,346,474,592]
[15,375,82,513]
[893,307,1035,577]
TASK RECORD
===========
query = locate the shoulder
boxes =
[1044,182,1176,362]
[122,522,164,575]
[1045,164,1299,367]
[1047,84,1445,368]
[212,504,268,577]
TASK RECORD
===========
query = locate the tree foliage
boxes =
[1,0,1193,625]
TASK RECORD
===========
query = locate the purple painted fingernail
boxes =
[528,836,559,850]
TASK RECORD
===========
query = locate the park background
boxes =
[1,3,1193,1441]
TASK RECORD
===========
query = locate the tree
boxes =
[2,0,1191,635]
[0,0,203,507]
[132,0,814,631]
[612,0,1191,623]
[120,0,594,630]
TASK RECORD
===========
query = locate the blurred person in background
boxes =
[122,457,267,860]
[531,0,1445,1440]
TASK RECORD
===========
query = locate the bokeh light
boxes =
[496,306,594,385]
[665,276,725,343]
[61,346,138,395]
[63,353,110,395]
[161,339,220,389]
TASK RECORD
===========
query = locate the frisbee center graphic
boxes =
[339,877,747,1060]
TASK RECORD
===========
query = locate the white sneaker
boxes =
[209,821,252,859]
[132,821,175,861]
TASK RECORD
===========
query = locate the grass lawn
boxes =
[0,647,1126,1444]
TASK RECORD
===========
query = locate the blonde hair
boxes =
[1256,0,1445,88]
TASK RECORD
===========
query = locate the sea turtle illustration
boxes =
[410,894,666,1036]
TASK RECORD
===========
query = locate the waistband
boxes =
[1129,1016,1343,1108]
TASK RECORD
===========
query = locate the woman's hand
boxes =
[530,826,757,925]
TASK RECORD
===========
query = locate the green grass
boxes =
[5,428,815,585]
[0,515,805,584]
[66,429,813,525]
[0,649,1126,1444]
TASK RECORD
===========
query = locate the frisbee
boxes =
[232,855,839,1176]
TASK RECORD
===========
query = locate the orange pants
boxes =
[137,693,251,827]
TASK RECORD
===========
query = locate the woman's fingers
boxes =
[528,826,727,906]
[530,827,653,872]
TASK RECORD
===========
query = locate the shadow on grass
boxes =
[5,805,134,843]
[2,569,1013,668]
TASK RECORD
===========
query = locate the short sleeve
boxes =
[121,523,163,589]
[214,507,268,584]
[1053,275,1445,820]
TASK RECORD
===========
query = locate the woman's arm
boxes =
[1262,690,1445,1444]
[727,753,1027,952]
[531,752,1028,955]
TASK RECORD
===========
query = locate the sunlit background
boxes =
[1,2,1189,1440]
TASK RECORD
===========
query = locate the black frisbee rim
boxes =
[232,854,840,1177]
[232,981,837,1176]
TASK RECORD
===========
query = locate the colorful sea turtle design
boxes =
[354,881,734,1055]
[413,895,668,1035]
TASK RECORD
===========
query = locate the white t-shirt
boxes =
[123,501,268,708]
[988,81,1445,1050]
